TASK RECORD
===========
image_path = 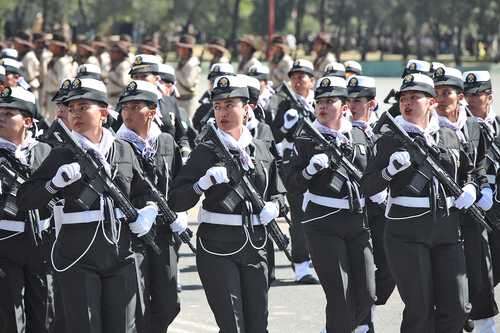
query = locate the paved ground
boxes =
[169,210,500,333]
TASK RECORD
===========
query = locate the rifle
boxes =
[42,119,161,254]
[294,118,367,213]
[373,111,493,232]
[203,122,293,262]
[135,171,197,254]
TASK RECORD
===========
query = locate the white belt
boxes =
[61,209,125,225]
[302,191,365,211]
[198,208,262,226]
[388,196,455,209]
[0,218,51,233]
[487,175,496,185]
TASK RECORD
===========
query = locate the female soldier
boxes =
[116,80,186,333]
[169,75,285,332]
[17,77,158,333]
[362,74,472,333]
[0,87,51,333]
[284,76,376,333]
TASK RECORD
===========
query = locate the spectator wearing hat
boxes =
[175,35,202,118]
[433,67,497,333]
[237,34,260,74]
[269,35,294,88]
[14,31,41,96]
[344,60,362,79]
[115,80,187,333]
[107,41,133,107]
[74,38,100,67]
[312,32,336,80]
[206,37,230,68]
[19,77,159,333]
[169,74,286,333]
[362,73,471,333]
[93,36,111,79]
[271,59,319,285]
[42,33,76,123]
[286,75,376,333]
[33,33,53,95]
[0,86,52,333]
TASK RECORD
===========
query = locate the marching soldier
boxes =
[269,35,294,88]
[462,70,500,332]
[0,87,52,333]
[247,63,274,123]
[115,80,186,332]
[169,74,285,332]
[206,37,230,68]
[18,77,158,333]
[312,32,336,80]
[14,32,41,96]
[344,60,362,78]
[1,58,24,88]
[107,41,133,107]
[237,34,260,74]
[175,35,202,118]
[271,59,319,284]
[286,75,377,333]
[362,74,471,333]
[42,33,75,123]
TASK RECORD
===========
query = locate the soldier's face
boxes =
[131,73,157,85]
[315,97,346,127]
[56,103,71,128]
[121,101,155,132]
[213,98,246,133]
[465,91,492,119]
[290,72,314,96]
[347,97,375,122]
[67,99,107,135]
[0,108,31,142]
[435,86,463,118]
[5,74,19,87]
[399,91,436,127]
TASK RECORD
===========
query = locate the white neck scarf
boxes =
[475,108,497,136]
[116,123,161,160]
[312,117,352,145]
[395,111,441,147]
[0,132,38,165]
[295,89,315,115]
[438,105,468,143]
[72,128,116,175]
[216,126,255,171]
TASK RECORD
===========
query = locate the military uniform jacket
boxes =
[313,52,336,79]
[270,53,293,88]
[192,92,212,133]
[169,138,286,243]
[459,117,489,191]
[175,56,201,100]
[478,115,500,189]
[158,96,191,154]
[21,50,41,89]
[237,56,260,74]
[271,92,315,144]
[1,141,51,238]
[18,140,150,217]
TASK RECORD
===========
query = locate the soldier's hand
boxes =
[283,108,299,130]
[387,151,411,176]
[305,153,329,176]
[52,162,82,188]
[197,166,229,191]
[455,184,477,210]
[477,187,493,211]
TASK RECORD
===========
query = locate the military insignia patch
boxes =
[134,56,143,66]
[320,78,331,88]
[72,78,81,89]
[78,66,87,74]
[62,79,71,90]
[466,73,476,83]
[126,81,138,92]
[408,62,417,71]
[348,77,358,87]
[293,60,301,67]
[403,74,414,84]
[434,67,445,77]
[0,87,11,97]
[217,77,230,88]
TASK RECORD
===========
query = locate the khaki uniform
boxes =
[209,55,229,68]
[237,56,260,74]
[37,49,53,95]
[97,51,111,80]
[42,55,76,123]
[74,55,100,67]
[175,56,201,118]
[270,54,293,88]
[313,52,336,79]
[107,58,132,107]
[21,50,41,95]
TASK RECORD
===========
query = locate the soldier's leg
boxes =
[432,242,469,333]
[384,232,434,333]
[0,258,26,333]
[197,238,245,332]
[25,249,50,333]
[241,247,269,333]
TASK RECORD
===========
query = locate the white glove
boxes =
[170,212,188,234]
[259,201,279,225]
[369,189,388,204]
[455,184,477,210]
[283,109,299,130]
[129,203,158,237]
[197,166,230,191]
[52,162,82,188]
[477,187,493,211]
[387,151,411,176]
[306,153,329,176]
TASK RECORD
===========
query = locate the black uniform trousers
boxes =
[384,212,469,333]
[196,226,269,333]
[0,232,50,333]
[302,203,376,333]
[53,223,137,333]
[287,192,310,264]
[462,215,498,320]
[135,224,180,333]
